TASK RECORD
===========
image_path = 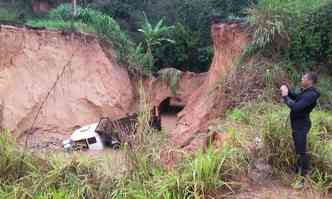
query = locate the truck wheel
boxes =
[112,143,121,150]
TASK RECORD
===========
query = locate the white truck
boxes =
[63,110,161,152]
[63,122,108,151]
[62,117,125,152]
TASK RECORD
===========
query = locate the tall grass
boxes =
[26,19,96,33]
[118,146,244,198]
[257,0,331,17]
[1,82,331,198]
[0,84,246,198]
[1,103,331,198]
[121,87,332,196]
[112,82,250,198]
[0,129,126,199]
[224,101,332,192]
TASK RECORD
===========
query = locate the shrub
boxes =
[0,129,41,183]
[0,7,19,22]
[89,0,252,72]
[26,19,72,29]
[260,105,296,171]
[241,3,290,63]
[0,129,122,199]
[317,75,332,110]
[223,102,332,191]
[289,1,332,66]
[78,8,134,63]
[158,68,182,95]
[27,6,135,67]
[245,0,332,69]
[137,15,175,73]
[153,23,212,72]
[48,3,83,20]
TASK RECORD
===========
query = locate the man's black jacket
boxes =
[283,87,320,129]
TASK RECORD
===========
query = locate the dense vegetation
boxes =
[0,0,331,73]
[0,0,254,72]
[243,0,332,71]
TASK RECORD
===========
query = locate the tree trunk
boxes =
[72,0,77,16]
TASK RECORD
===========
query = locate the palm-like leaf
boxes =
[137,13,175,72]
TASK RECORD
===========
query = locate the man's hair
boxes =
[306,72,318,84]
[211,16,222,24]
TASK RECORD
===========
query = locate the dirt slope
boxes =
[169,22,251,151]
[148,70,207,107]
[0,25,135,135]
[0,25,206,142]
[0,22,249,153]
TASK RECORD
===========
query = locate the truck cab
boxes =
[63,123,104,151]
[63,111,160,151]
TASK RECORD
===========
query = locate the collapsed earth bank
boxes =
[0,22,250,151]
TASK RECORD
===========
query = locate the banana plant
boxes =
[138,13,175,72]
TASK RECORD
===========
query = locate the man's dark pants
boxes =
[291,119,311,176]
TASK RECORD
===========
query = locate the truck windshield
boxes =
[87,137,97,144]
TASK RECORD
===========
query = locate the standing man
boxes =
[280,72,320,188]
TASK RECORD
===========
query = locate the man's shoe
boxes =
[292,178,305,189]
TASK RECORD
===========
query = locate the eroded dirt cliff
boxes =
[0,25,135,136]
[0,25,206,145]
[169,22,251,151]
[0,22,249,153]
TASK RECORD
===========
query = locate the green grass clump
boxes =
[0,129,125,199]
[119,146,244,199]
[159,68,182,95]
[0,7,19,22]
[223,101,332,192]
[317,75,332,110]
[26,19,96,33]
[260,105,296,170]
[182,146,243,195]
[26,5,134,65]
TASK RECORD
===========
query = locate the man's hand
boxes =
[280,85,289,97]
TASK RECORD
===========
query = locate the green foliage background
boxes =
[0,0,253,72]
[246,0,332,70]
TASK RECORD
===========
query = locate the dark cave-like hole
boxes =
[158,97,184,115]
